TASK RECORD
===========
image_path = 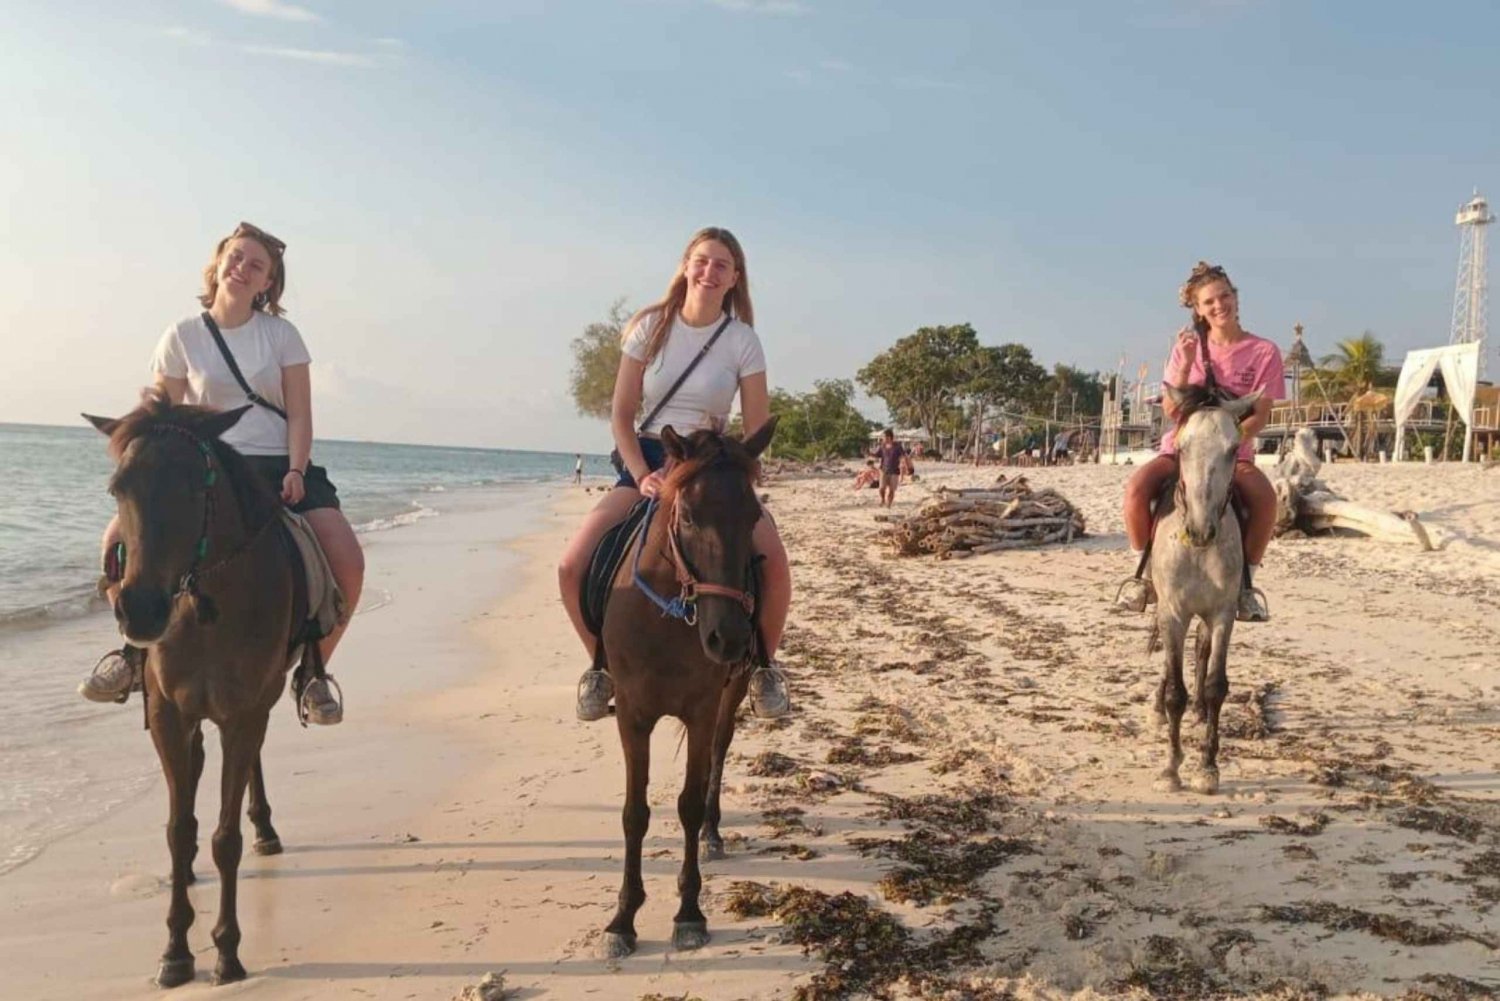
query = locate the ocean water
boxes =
[0,422,601,876]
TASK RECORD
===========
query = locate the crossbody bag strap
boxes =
[637,314,734,433]
[201,311,289,420]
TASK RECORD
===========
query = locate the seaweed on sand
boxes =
[1107,934,1222,1000]
[849,829,1033,906]
[869,789,1010,835]
[1259,901,1499,949]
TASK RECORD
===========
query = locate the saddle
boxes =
[276,510,347,720]
[580,499,653,637]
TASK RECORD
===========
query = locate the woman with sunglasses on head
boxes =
[79,222,362,725]
[556,226,792,722]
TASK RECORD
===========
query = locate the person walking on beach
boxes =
[573,453,583,484]
[874,429,906,508]
[79,222,362,724]
[556,227,791,722]
[1115,261,1284,622]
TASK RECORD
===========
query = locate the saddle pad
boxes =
[581,499,651,637]
[279,509,346,641]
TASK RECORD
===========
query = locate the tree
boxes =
[857,324,981,449]
[568,298,631,420]
[1320,332,1387,398]
[1046,363,1104,421]
[965,344,1049,462]
[767,380,874,461]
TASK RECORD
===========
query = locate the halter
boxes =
[1172,415,1236,549]
[631,496,757,627]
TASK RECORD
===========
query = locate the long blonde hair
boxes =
[628,227,753,365]
[199,221,288,317]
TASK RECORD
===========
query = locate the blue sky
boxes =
[3,1,1496,450]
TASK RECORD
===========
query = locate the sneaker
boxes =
[79,648,141,704]
[748,663,791,719]
[1236,587,1270,623]
[1113,577,1156,614]
[576,669,613,722]
[300,676,344,725]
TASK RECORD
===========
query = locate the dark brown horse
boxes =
[597,418,777,959]
[87,396,300,987]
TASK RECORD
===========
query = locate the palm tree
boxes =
[1320,332,1387,397]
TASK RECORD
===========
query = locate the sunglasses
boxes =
[232,221,286,255]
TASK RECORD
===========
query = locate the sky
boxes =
[3,0,1497,451]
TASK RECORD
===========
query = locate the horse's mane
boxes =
[1169,383,1232,427]
[109,392,281,529]
[660,429,759,502]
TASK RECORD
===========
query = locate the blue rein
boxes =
[631,499,698,625]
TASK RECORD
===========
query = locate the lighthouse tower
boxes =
[1450,191,1494,379]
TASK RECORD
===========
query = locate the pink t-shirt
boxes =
[1160,331,1285,461]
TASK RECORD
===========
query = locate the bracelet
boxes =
[287,468,305,478]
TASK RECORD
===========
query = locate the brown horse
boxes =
[597,418,777,959]
[86,396,301,987]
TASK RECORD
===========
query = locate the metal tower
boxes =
[1450,190,1494,379]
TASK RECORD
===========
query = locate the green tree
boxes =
[767,379,874,461]
[857,324,981,449]
[964,344,1049,460]
[1046,363,1104,420]
[568,298,631,420]
[1320,332,1387,398]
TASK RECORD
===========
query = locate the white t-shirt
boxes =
[622,312,766,435]
[150,312,312,456]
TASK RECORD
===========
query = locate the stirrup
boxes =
[576,668,614,722]
[1237,586,1270,623]
[296,675,344,727]
[1112,577,1154,614]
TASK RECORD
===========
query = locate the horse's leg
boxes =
[672,712,717,951]
[702,673,749,861]
[1194,617,1234,795]
[1154,614,1189,792]
[1192,619,1211,723]
[208,712,269,985]
[247,754,282,856]
[601,709,652,960]
[181,723,204,885]
[148,701,199,988]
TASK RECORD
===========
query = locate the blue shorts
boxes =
[614,436,667,490]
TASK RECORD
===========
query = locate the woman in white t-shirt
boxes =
[79,222,363,725]
[557,227,792,721]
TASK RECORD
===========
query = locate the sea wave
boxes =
[352,503,439,535]
[0,585,109,636]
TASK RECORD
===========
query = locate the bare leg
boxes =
[672,712,715,951]
[558,487,644,657]
[601,705,652,959]
[1122,455,1179,551]
[301,508,364,666]
[1233,462,1277,566]
[751,516,791,658]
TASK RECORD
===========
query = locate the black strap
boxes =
[637,314,734,433]
[201,311,288,420]
[1196,324,1219,395]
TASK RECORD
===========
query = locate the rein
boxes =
[631,496,756,627]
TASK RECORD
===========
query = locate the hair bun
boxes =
[1179,261,1230,308]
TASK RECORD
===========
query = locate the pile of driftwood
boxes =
[1273,428,1441,550]
[876,475,1086,559]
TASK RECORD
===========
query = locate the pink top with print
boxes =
[1159,331,1286,461]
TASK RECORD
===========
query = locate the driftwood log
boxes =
[1272,428,1440,551]
[876,475,1086,559]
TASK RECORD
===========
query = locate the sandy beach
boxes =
[3,461,1498,1000]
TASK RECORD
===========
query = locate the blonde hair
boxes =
[628,227,753,365]
[199,222,288,317]
[1179,260,1236,337]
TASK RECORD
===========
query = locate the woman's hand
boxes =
[1175,324,1198,361]
[281,469,306,506]
[638,469,667,499]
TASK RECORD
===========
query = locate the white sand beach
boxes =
[2,462,1498,1000]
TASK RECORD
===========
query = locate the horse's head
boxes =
[1163,385,1261,547]
[659,416,778,665]
[84,395,253,644]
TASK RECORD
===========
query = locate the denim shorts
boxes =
[614,436,667,490]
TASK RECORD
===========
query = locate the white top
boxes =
[150,312,312,456]
[622,312,766,435]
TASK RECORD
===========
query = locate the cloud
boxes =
[240,44,378,67]
[706,0,808,14]
[219,0,321,21]
[893,75,964,91]
[161,25,211,45]
[819,58,852,71]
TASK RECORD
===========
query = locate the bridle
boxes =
[1172,415,1236,549]
[632,493,757,628]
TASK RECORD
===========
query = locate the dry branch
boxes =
[878,475,1086,559]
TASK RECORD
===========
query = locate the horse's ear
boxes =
[83,413,119,437]
[199,405,253,441]
[1224,388,1264,422]
[742,415,779,459]
[661,425,687,462]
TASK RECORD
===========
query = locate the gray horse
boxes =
[1150,386,1262,795]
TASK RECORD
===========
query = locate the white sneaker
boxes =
[299,676,344,725]
[576,669,613,722]
[748,663,791,719]
[79,649,140,704]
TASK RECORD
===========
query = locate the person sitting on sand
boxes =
[1115,261,1284,623]
[79,222,361,724]
[852,459,880,491]
[556,227,791,722]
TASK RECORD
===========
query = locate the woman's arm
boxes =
[153,375,189,405]
[280,363,313,503]
[739,371,770,436]
[611,354,649,481]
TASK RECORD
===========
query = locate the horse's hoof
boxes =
[253,836,283,856]
[597,931,636,960]
[155,957,195,988]
[1192,770,1220,795]
[1153,771,1182,793]
[703,838,726,862]
[672,921,711,951]
[211,955,247,986]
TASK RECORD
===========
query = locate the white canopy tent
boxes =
[1393,342,1480,462]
